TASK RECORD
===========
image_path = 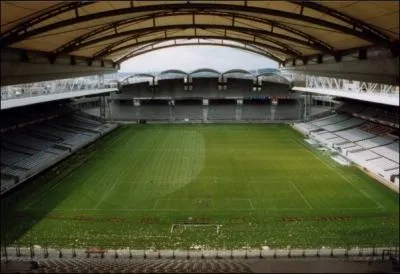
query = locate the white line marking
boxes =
[247,199,255,210]
[49,207,381,212]
[292,136,385,210]
[94,179,120,209]
[152,200,159,210]
[289,180,313,209]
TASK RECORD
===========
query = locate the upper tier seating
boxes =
[358,123,394,136]
[337,102,399,127]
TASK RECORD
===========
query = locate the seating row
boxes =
[1,112,118,194]
[294,112,399,187]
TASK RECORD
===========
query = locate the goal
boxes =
[170,224,222,234]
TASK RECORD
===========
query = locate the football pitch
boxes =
[1,124,399,249]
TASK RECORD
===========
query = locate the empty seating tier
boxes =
[334,128,375,142]
[294,111,399,188]
[371,143,399,163]
[1,112,118,194]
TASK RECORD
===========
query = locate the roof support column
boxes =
[302,93,312,121]
[100,95,111,120]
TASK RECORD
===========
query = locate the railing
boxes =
[0,74,118,101]
[282,73,399,95]
[304,76,399,95]
[1,244,399,261]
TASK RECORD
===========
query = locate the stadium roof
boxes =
[1,1,399,65]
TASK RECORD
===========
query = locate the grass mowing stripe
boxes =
[2,124,398,249]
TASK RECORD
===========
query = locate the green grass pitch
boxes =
[1,124,399,249]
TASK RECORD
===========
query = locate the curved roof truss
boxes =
[221,69,255,79]
[104,35,300,63]
[189,68,221,77]
[117,38,285,64]
[157,69,188,81]
[159,69,188,76]
[1,1,398,65]
[121,73,155,84]
[257,72,291,84]
[120,43,277,63]
[54,11,330,57]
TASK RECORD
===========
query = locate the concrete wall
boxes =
[260,82,291,97]
[156,79,185,97]
[227,78,253,96]
[192,77,219,97]
[117,79,291,99]
[108,101,301,121]
[118,82,152,98]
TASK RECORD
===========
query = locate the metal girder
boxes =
[0,3,390,49]
[215,13,334,52]
[302,75,399,98]
[53,11,176,55]
[92,27,302,61]
[159,69,188,76]
[66,24,313,55]
[190,68,221,76]
[116,38,283,64]
[97,35,300,61]
[0,2,95,45]
[280,49,399,86]
[290,1,392,47]
[117,42,282,64]
[222,69,254,77]
[54,10,334,56]
[90,29,162,59]
[1,47,117,86]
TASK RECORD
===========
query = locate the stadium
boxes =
[0,1,399,273]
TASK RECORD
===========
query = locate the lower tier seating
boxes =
[0,112,118,194]
[294,112,399,188]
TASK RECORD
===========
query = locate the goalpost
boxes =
[170,224,222,234]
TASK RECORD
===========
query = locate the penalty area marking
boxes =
[247,199,255,210]
[94,179,120,209]
[289,180,313,209]
[152,200,159,210]
[153,198,214,210]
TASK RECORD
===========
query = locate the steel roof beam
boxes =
[0,2,95,43]
[54,10,334,56]
[117,42,282,64]
[92,28,301,60]
[117,43,281,63]
[96,35,296,60]
[62,24,313,55]
[1,3,392,49]
[290,1,392,45]
[117,38,280,63]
